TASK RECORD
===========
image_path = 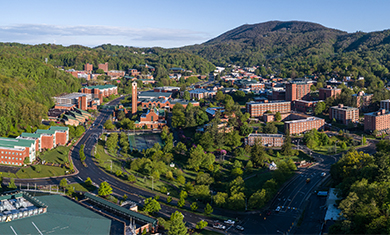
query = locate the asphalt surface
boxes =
[5,100,379,234]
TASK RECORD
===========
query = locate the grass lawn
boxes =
[69,182,97,192]
[40,146,70,164]
[0,171,17,178]
[244,171,273,194]
[95,140,123,173]
[16,165,67,178]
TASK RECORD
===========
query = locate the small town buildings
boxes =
[364,109,390,133]
[246,100,291,118]
[244,133,284,147]
[319,86,342,100]
[329,104,359,125]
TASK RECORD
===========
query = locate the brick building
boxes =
[380,100,390,111]
[353,91,373,110]
[364,109,390,133]
[284,114,325,135]
[188,89,217,100]
[293,100,320,113]
[0,138,36,165]
[319,86,342,100]
[329,104,359,125]
[140,98,199,110]
[134,108,166,129]
[153,86,180,93]
[84,63,93,73]
[54,93,97,111]
[107,70,125,78]
[246,101,291,118]
[268,90,286,100]
[35,129,56,150]
[129,69,140,77]
[244,133,284,147]
[285,79,313,101]
[98,62,109,73]
[81,85,118,103]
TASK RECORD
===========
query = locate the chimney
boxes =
[338,104,344,108]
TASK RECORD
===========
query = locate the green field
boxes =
[16,165,68,178]
[40,146,70,165]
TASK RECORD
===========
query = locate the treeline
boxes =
[0,43,215,80]
[329,140,390,234]
[0,53,81,136]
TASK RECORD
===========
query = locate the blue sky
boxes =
[1,0,389,48]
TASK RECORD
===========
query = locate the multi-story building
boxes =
[84,63,93,73]
[329,104,359,125]
[285,78,313,101]
[140,98,199,110]
[188,89,217,100]
[244,133,284,147]
[353,91,373,110]
[293,100,320,113]
[134,108,166,129]
[364,109,390,133]
[380,100,390,111]
[54,93,95,111]
[284,115,325,135]
[98,62,109,73]
[319,86,342,100]
[80,84,118,103]
[107,70,125,78]
[246,101,291,118]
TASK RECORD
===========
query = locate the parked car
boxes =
[213,223,226,230]
[236,225,244,231]
[321,172,326,177]
[275,206,281,212]
[306,178,311,183]
[224,220,235,225]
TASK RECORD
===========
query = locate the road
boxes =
[6,100,379,234]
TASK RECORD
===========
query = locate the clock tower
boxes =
[132,81,138,115]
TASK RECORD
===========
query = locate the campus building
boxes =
[319,86,342,100]
[188,89,217,100]
[285,78,313,101]
[364,109,390,133]
[0,126,69,166]
[53,93,97,111]
[140,98,199,110]
[293,100,320,113]
[353,91,373,110]
[84,63,93,73]
[80,84,118,103]
[98,62,109,73]
[284,113,325,135]
[134,108,166,129]
[246,100,291,118]
[329,104,359,125]
[380,100,390,111]
[244,133,284,147]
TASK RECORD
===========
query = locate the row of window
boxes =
[1,161,22,166]
[0,151,23,155]
[1,156,23,161]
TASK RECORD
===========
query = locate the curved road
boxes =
[6,101,378,234]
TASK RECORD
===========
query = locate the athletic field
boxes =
[128,134,163,151]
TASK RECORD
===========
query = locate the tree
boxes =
[263,122,278,134]
[168,211,187,235]
[177,197,185,208]
[281,131,292,156]
[192,185,210,202]
[215,90,225,102]
[177,175,186,185]
[204,203,213,215]
[167,196,172,203]
[214,192,228,208]
[104,119,115,130]
[85,177,93,186]
[128,174,136,182]
[180,190,188,199]
[248,189,267,209]
[228,192,246,210]
[362,136,367,145]
[8,178,17,189]
[195,172,214,185]
[172,103,186,128]
[191,202,198,211]
[98,181,113,196]
[341,142,347,150]
[251,141,267,167]
[240,123,253,137]
[96,68,105,74]
[60,178,68,188]
[183,90,190,101]
[143,198,161,214]
[275,112,282,122]
[196,220,208,230]
[314,101,326,115]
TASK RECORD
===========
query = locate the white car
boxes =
[236,225,244,231]
[213,223,226,230]
[224,220,235,225]
[275,206,281,212]
[321,172,326,177]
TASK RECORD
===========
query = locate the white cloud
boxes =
[0,24,210,48]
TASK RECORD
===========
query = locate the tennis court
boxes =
[128,134,163,151]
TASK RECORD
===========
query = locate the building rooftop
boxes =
[365,109,390,117]
[330,104,358,111]
[285,116,323,124]
[246,100,291,105]
[35,129,56,135]
[49,126,69,132]
[138,91,172,99]
[83,84,117,90]
[0,137,35,148]
[247,133,283,138]
[54,93,88,100]
[20,133,42,138]
[0,193,111,235]
[206,107,225,116]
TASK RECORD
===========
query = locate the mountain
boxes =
[181,21,390,88]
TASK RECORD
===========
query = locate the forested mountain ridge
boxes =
[181,21,390,81]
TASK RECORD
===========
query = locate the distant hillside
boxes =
[182,21,390,90]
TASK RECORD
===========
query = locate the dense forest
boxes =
[0,53,82,136]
